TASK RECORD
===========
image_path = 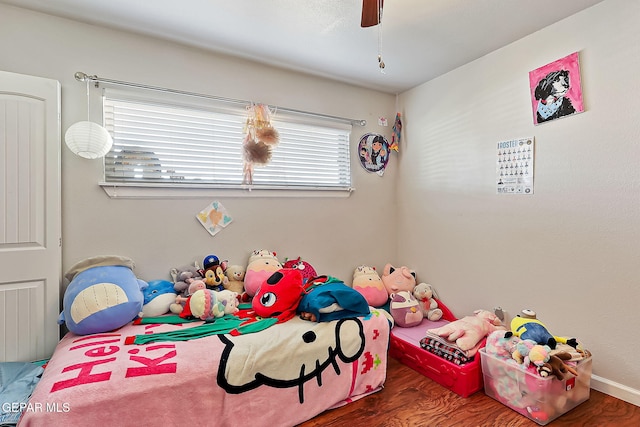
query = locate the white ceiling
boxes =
[2,0,604,94]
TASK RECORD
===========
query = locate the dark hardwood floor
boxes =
[298,357,640,427]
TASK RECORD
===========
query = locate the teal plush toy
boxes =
[141,279,177,317]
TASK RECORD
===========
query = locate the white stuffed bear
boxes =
[412,283,443,321]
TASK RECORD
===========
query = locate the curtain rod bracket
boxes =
[73,71,366,126]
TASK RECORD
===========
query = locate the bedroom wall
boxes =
[396,0,639,404]
[2,0,638,406]
[0,4,397,284]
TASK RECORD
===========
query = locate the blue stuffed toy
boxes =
[58,255,148,335]
[297,276,370,322]
[141,279,177,317]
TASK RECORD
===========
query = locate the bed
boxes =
[388,301,485,397]
[18,308,390,427]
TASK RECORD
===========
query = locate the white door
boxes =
[0,70,61,362]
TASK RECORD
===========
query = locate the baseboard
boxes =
[591,374,640,407]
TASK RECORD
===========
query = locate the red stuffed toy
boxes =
[283,256,317,284]
[252,268,306,323]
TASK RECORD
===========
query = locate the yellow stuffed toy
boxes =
[510,309,578,350]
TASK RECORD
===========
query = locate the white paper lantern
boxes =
[64,121,113,159]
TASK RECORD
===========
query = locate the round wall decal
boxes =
[358,133,389,176]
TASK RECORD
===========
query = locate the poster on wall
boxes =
[529,51,584,125]
[196,200,233,236]
[496,137,534,195]
[358,133,390,176]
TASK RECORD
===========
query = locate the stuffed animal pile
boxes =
[378,263,444,327]
[482,311,591,425]
[62,251,383,341]
[155,250,371,326]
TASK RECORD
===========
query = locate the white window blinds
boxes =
[102,92,352,191]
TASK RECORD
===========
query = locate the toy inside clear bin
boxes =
[479,347,592,426]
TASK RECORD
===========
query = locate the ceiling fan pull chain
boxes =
[378,0,385,73]
[378,17,384,74]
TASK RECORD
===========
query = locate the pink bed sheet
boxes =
[390,318,449,345]
[19,309,390,427]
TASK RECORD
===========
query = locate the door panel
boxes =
[0,70,61,361]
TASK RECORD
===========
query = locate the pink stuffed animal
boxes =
[380,263,416,295]
[427,309,506,351]
[485,330,521,360]
[352,265,388,307]
[244,249,282,297]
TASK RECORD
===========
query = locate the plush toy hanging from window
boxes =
[242,103,279,185]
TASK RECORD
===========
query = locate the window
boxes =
[102,91,352,193]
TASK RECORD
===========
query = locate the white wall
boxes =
[0,4,398,284]
[2,0,639,406]
[397,0,639,403]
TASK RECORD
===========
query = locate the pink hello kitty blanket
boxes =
[18,309,389,427]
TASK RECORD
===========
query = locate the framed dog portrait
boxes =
[529,52,584,125]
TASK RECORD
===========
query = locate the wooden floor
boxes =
[298,357,640,427]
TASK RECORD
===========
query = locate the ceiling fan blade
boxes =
[361,0,383,28]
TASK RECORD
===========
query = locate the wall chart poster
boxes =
[496,137,534,195]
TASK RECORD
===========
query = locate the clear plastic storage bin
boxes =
[480,347,592,425]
